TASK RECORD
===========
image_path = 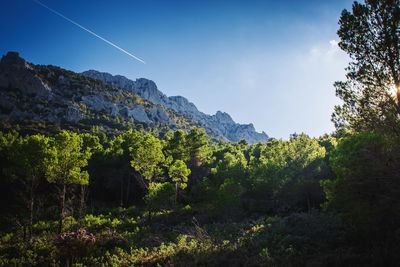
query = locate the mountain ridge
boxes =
[82,70,269,143]
[0,51,268,143]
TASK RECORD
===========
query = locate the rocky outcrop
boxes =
[0,52,269,143]
[0,52,183,130]
[0,52,52,99]
[82,70,269,143]
[121,106,151,123]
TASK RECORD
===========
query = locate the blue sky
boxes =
[0,0,354,138]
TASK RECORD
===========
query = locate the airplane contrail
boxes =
[33,0,146,64]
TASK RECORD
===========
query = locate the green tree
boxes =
[247,134,326,213]
[323,132,400,246]
[145,182,175,220]
[202,147,248,217]
[168,160,191,203]
[130,133,165,185]
[108,130,140,206]
[0,131,20,227]
[186,127,212,167]
[78,133,103,217]
[214,178,244,218]
[45,131,92,233]
[5,134,53,238]
[212,151,248,185]
[333,0,400,133]
[81,133,102,154]
[0,130,19,151]
[164,130,189,162]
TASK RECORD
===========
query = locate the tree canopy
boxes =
[333,0,400,133]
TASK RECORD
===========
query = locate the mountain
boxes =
[82,70,269,143]
[0,51,268,142]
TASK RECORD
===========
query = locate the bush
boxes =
[145,182,176,215]
[83,214,121,231]
[56,228,96,264]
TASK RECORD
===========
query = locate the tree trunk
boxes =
[396,82,400,109]
[28,179,35,239]
[29,195,34,239]
[23,225,27,242]
[78,185,86,218]
[120,176,124,207]
[58,184,66,234]
[133,171,148,190]
[125,175,131,207]
[175,183,179,204]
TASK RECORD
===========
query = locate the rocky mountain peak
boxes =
[0,52,182,129]
[0,52,269,143]
[0,51,26,68]
[135,78,158,91]
[214,111,235,124]
[83,69,269,143]
[0,52,51,99]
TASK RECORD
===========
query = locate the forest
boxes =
[1,0,400,266]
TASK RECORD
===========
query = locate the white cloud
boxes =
[329,39,339,48]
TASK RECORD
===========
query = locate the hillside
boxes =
[0,52,268,142]
[82,70,269,143]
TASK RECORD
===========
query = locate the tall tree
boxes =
[130,133,165,186]
[213,151,248,185]
[164,130,189,162]
[0,131,20,220]
[333,0,400,132]
[108,130,139,206]
[247,135,326,213]
[45,131,92,234]
[145,182,175,220]
[324,132,400,247]
[168,160,191,203]
[186,127,212,168]
[6,134,53,238]
[78,133,102,217]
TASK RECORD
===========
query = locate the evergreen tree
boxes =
[6,134,53,238]
[333,0,400,133]
[45,131,92,234]
[164,130,189,162]
[168,160,191,203]
[130,133,165,185]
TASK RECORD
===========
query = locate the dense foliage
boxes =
[1,126,398,266]
[333,0,400,133]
